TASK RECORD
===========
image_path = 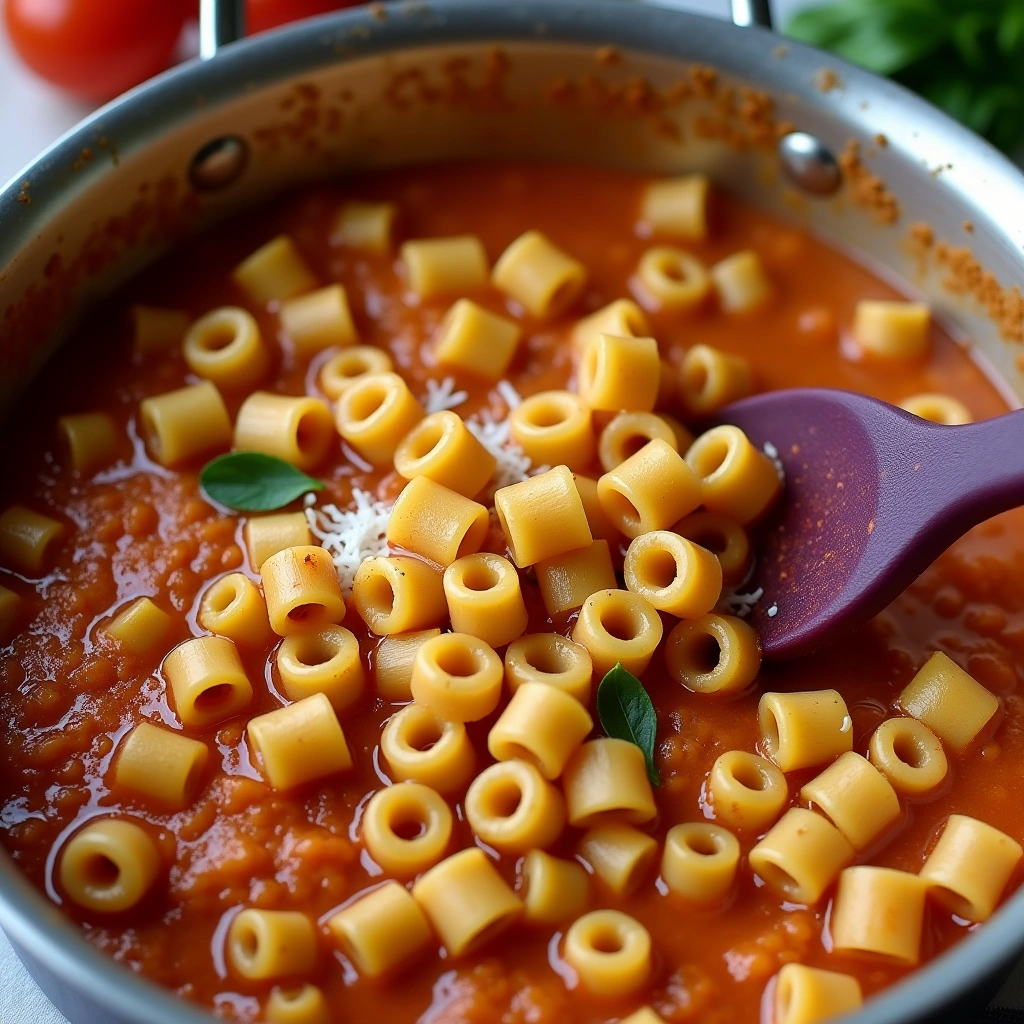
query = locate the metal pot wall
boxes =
[1,2,1023,1022]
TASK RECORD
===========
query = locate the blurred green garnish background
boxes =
[786,0,1024,153]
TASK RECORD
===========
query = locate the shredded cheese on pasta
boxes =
[465,380,543,491]
[763,440,785,480]
[308,379,544,588]
[465,416,537,491]
[306,489,392,595]
[496,379,522,411]
[423,376,469,414]
[719,585,764,618]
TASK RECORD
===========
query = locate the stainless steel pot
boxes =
[1,2,1023,1022]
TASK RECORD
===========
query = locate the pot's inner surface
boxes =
[0,154,1021,1024]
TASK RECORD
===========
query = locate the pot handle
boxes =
[197,0,773,59]
[731,0,772,28]
[199,0,245,59]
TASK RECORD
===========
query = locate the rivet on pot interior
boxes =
[778,132,842,196]
[189,135,249,192]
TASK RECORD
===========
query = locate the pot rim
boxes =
[1,3,1023,1023]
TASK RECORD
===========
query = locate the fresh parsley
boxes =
[596,663,661,786]
[787,0,1024,153]
[199,452,324,513]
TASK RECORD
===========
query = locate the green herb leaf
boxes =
[786,0,1024,154]
[788,0,947,75]
[596,663,660,786]
[997,3,1024,55]
[200,452,324,512]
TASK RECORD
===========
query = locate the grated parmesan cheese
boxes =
[719,586,764,618]
[465,416,538,491]
[763,440,785,481]
[464,379,546,491]
[308,380,543,589]
[306,489,392,594]
[496,379,522,410]
[423,376,469,414]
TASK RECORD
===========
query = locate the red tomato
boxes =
[247,0,359,35]
[4,0,191,101]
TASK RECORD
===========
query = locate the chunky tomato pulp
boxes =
[0,162,1020,1023]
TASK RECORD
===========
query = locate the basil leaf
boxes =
[200,452,324,512]
[790,1,947,75]
[785,0,1024,154]
[596,663,660,786]
[997,3,1024,55]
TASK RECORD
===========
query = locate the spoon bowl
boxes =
[715,389,1024,660]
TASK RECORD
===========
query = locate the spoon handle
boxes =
[929,409,1024,527]
[885,407,1024,567]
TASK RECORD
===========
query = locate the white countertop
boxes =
[3,1,1024,1022]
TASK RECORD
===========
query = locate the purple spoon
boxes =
[713,388,1024,661]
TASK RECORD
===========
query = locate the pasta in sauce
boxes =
[0,161,1021,1024]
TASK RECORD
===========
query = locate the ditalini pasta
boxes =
[758,689,853,771]
[227,908,318,980]
[373,628,440,702]
[163,635,254,728]
[328,881,433,978]
[571,298,649,354]
[853,299,931,359]
[830,867,927,964]
[59,819,161,913]
[244,511,312,571]
[139,380,232,467]
[563,738,657,828]
[361,783,452,877]
[708,750,788,833]
[331,199,397,253]
[5,160,1021,1024]
[520,849,590,925]
[639,173,709,240]
[57,411,119,476]
[232,235,317,304]
[279,284,358,354]
[183,307,268,390]
[563,910,652,998]
[504,633,594,704]
[919,815,1023,922]
[114,722,208,810]
[898,651,999,751]
[579,822,659,897]
[104,596,173,656]
[234,392,334,471]
[661,822,740,904]
[411,848,521,956]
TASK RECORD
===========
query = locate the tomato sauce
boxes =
[0,161,1020,1023]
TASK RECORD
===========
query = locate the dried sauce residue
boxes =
[384,49,511,113]
[2,176,198,383]
[838,140,899,225]
[909,222,934,248]
[936,244,1024,342]
[252,81,354,155]
[547,63,790,150]
[70,148,94,173]
[595,46,622,67]
[908,224,1024,341]
[816,68,841,93]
